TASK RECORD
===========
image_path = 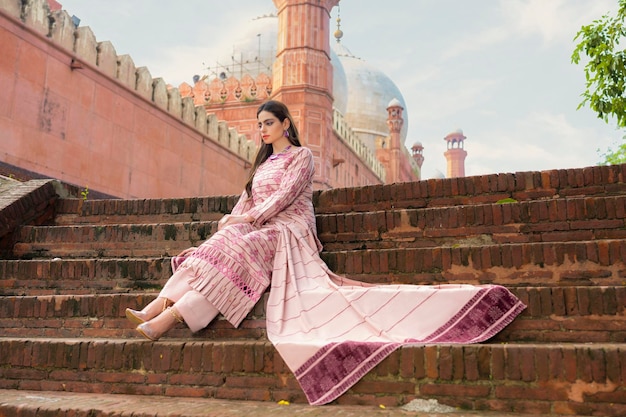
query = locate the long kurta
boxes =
[173,145,526,405]
[174,146,318,327]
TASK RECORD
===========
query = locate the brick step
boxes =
[56,164,626,224]
[2,239,625,296]
[49,164,626,223]
[0,389,570,417]
[13,195,626,260]
[313,164,626,214]
[12,222,218,259]
[51,164,626,225]
[0,258,170,295]
[0,338,623,416]
[0,288,624,343]
[53,196,236,225]
[0,292,268,340]
[321,239,626,287]
[318,195,626,251]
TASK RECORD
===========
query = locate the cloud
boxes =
[465,111,618,176]
[441,26,510,61]
[501,0,617,44]
[410,76,503,124]
[141,45,220,86]
[441,0,618,60]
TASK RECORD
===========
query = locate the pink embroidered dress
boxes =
[172,145,526,405]
[175,145,318,327]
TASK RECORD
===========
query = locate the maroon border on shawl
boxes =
[295,341,400,405]
[293,286,526,405]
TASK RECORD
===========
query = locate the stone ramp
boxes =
[0,390,565,417]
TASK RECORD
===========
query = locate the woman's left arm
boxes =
[245,148,314,226]
[217,190,255,230]
[230,190,253,216]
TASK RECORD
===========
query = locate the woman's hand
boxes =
[177,246,197,257]
[218,214,254,231]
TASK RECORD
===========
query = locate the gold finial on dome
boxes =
[334,6,343,43]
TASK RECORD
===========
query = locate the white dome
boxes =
[330,47,348,114]
[214,14,349,114]
[208,13,407,152]
[332,42,409,152]
[213,14,278,79]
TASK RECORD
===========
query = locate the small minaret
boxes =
[386,98,404,183]
[444,129,467,178]
[411,141,424,175]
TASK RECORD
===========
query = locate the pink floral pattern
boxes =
[178,147,319,327]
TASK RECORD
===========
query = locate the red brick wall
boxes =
[0,6,252,199]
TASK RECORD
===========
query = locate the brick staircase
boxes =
[0,165,625,416]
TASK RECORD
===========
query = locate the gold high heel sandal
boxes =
[136,307,185,341]
[125,297,173,325]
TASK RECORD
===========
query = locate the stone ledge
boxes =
[0,179,79,257]
[0,389,550,417]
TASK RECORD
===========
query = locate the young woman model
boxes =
[126,100,525,405]
[125,99,314,339]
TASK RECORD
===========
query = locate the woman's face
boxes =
[257,110,290,149]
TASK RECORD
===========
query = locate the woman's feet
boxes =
[135,306,185,341]
[125,297,173,325]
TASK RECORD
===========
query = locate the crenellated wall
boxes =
[179,73,273,107]
[179,75,386,188]
[0,0,257,199]
[333,108,385,181]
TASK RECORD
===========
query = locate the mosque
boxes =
[177,2,427,191]
[0,0,468,198]
[184,2,471,189]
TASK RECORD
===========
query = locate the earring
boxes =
[283,130,289,138]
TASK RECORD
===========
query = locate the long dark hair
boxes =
[244,100,302,197]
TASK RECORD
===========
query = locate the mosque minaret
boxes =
[444,129,467,178]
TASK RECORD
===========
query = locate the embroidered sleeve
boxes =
[246,148,314,226]
[230,190,253,215]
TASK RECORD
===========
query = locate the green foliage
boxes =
[572,1,626,126]
[572,1,626,164]
[496,198,517,204]
[81,186,89,201]
[598,141,626,164]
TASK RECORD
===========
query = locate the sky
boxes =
[59,0,624,180]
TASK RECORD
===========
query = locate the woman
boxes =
[125,99,312,339]
[126,100,526,405]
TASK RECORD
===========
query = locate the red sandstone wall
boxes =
[198,96,384,189]
[325,129,380,188]
[0,2,254,199]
